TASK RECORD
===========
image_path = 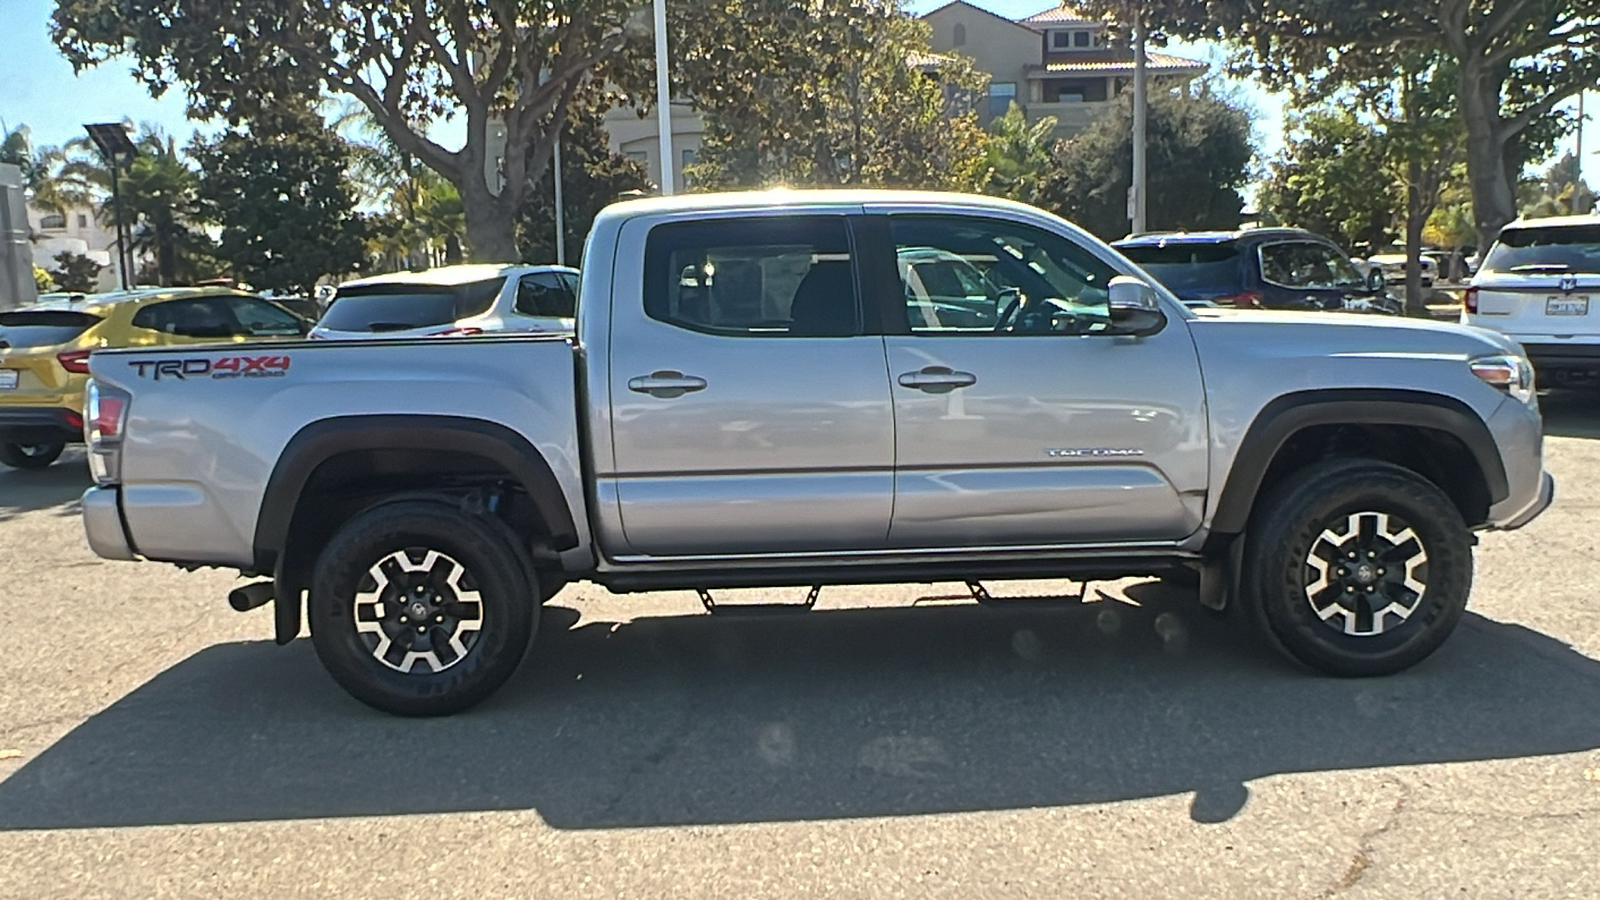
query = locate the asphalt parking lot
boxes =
[2,395,1599,898]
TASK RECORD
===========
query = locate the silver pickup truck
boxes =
[80,191,1554,715]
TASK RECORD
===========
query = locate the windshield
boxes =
[0,310,102,349]
[1119,244,1242,293]
[318,278,504,332]
[1482,224,1600,275]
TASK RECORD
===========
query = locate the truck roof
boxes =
[600,189,1048,219]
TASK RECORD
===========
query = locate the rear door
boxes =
[604,211,896,557]
[870,210,1209,548]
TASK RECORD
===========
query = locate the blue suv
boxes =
[1114,228,1398,314]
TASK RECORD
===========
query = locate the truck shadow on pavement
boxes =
[4,585,1600,831]
[0,451,91,523]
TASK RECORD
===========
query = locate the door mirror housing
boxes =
[1107,275,1167,337]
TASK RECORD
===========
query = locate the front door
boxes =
[874,212,1209,548]
[605,213,895,556]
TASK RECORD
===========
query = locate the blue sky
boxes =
[1,0,1593,184]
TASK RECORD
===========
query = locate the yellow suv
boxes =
[0,287,308,470]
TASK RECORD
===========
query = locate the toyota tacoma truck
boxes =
[78,191,1554,716]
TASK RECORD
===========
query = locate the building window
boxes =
[953,23,966,46]
[1075,30,1092,47]
[682,148,699,168]
[625,150,649,165]
[38,213,65,230]
[76,213,88,229]
[988,82,1017,118]
[1052,31,1071,49]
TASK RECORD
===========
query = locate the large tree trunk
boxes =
[1404,157,1428,316]
[458,179,521,263]
[1457,62,1518,253]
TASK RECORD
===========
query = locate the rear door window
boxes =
[130,298,242,338]
[1119,243,1242,294]
[0,311,102,349]
[1258,241,1365,290]
[514,273,577,318]
[643,216,859,336]
[1483,225,1600,275]
[319,278,505,333]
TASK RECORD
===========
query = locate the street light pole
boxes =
[553,138,566,265]
[1130,7,1148,236]
[653,0,675,196]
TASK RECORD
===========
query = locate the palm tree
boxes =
[106,126,207,286]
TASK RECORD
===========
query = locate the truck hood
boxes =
[1186,308,1522,359]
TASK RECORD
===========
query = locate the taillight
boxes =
[57,349,93,374]
[433,326,484,337]
[1464,287,1479,314]
[84,379,131,486]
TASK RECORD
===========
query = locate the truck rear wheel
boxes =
[1240,459,1472,676]
[0,441,65,470]
[309,499,538,716]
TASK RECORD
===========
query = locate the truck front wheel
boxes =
[309,500,539,715]
[1240,459,1473,677]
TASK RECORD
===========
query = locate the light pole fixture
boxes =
[84,122,136,291]
[652,0,675,195]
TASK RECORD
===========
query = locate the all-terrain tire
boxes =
[1239,459,1473,677]
[309,499,539,715]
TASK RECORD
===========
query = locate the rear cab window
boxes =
[1118,242,1243,294]
[0,310,104,349]
[320,278,505,333]
[1483,224,1600,275]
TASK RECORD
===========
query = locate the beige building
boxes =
[922,2,1208,140]
[603,102,704,193]
[26,202,126,292]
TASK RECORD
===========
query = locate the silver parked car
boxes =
[310,264,578,339]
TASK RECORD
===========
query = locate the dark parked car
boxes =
[1114,228,1399,314]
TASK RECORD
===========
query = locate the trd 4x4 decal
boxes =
[128,355,291,380]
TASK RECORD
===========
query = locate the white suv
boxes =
[1462,216,1600,385]
[310,264,578,340]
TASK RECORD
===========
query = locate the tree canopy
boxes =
[1035,86,1254,241]
[52,0,653,262]
[1076,0,1600,248]
[191,107,368,294]
[677,0,988,190]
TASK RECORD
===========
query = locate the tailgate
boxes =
[1475,279,1600,339]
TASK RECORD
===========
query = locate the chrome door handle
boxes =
[628,370,708,398]
[897,366,977,393]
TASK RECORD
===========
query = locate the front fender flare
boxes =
[1210,389,1508,535]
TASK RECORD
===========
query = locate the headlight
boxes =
[1470,354,1536,404]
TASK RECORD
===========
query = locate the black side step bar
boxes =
[697,585,821,616]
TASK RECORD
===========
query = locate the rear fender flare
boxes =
[252,414,579,575]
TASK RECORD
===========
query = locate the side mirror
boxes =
[1366,267,1387,293]
[1107,275,1167,337]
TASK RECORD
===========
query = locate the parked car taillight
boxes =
[1220,291,1263,308]
[84,379,132,486]
[57,349,93,374]
[1464,287,1479,314]
[432,326,485,337]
